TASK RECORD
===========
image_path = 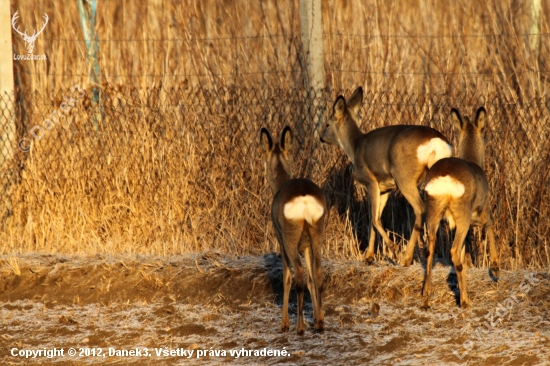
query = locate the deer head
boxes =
[12,11,49,54]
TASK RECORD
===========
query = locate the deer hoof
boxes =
[420,304,431,311]
[315,320,325,333]
[371,302,380,317]
[365,256,375,265]
[490,263,499,281]
[281,325,289,333]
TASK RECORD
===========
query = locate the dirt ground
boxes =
[0,252,548,365]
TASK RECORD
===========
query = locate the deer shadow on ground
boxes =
[321,161,421,264]
[262,252,317,329]
[419,223,497,308]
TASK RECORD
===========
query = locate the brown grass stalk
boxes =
[1,1,549,270]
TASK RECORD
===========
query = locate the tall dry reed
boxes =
[1,86,549,270]
[2,0,550,269]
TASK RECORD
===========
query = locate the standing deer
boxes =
[321,87,452,266]
[422,107,500,310]
[261,126,327,335]
[12,11,49,54]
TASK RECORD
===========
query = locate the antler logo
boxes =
[12,10,49,54]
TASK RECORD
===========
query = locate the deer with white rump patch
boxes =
[320,87,452,266]
[261,126,327,335]
[422,107,500,310]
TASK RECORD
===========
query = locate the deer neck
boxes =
[458,140,485,168]
[339,116,364,165]
[269,160,292,195]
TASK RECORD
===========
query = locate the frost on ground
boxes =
[0,253,548,365]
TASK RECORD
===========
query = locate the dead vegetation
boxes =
[1,2,549,364]
[9,0,550,96]
[1,86,549,272]
[0,254,548,364]
[0,252,546,316]
[1,1,550,269]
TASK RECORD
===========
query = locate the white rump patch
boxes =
[283,196,324,225]
[425,175,465,198]
[417,138,453,168]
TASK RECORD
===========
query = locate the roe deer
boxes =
[422,107,500,310]
[320,87,452,266]
[261,126,327,335]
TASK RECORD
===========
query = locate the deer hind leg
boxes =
[292,254,306,336]
[422,196,448,310]
[303,248,318,330]
[450,217,472,309]
[281,222,307,335]
[366,183,396,264]
[313,244,324,331]
[481,206,499,280]
[278,222,303,333]
[398,180,426,267]
[305,222,325,332]
[280,247,292,332]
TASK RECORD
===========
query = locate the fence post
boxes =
[529,0,542,57]
[0,0,14,167]
[77,0,102,128]
[0,0,15,227]
[299,0,325,176]
[299,0,325,90]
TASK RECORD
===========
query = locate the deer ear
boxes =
[333,96,347,119]
[474,107,487,132]
[450,108,464,131]
[260,128,273,153]
[280,126,293,151]
[347,86,363,114]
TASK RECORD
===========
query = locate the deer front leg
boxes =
[399,180,426,267]
[486,226,499,280]
[366,183,396,264]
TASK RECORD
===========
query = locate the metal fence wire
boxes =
[0,86,549,267]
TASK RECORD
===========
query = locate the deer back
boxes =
[425,107,490,225]
[261,127,326,228]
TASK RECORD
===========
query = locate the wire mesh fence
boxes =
[0,86,549,268]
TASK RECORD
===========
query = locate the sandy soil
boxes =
[0,252,548,365]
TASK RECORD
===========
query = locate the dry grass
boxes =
[1,86,549,271]
[12,0,304,90]
[324,0,550,100]
[9,0,549,94]
[6,256,21,276]
[1,1,550,270]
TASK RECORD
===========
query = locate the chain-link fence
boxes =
[0,86,549,267]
